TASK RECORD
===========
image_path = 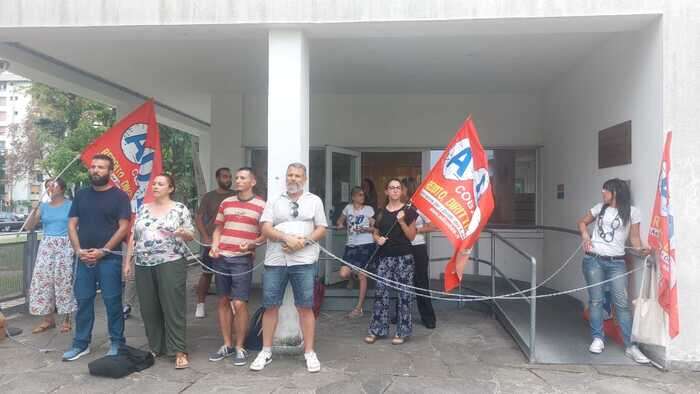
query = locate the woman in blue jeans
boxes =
[577,178,650,363]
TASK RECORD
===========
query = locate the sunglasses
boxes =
[290,201,299,218]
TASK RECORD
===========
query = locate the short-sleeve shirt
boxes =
[215,195,266,257]
[197,189,236,237]
[68,187,131,251]
[341,204,375,246]
[260,191,328,266]
[411,210,431,246]
[376,205,418,257]
[40,200,72,237]
[133,202,194,266]
[589,203,641,257]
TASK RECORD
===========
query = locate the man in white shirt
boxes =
[249,163,327,373]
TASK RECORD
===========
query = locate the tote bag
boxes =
[631,260,669,347]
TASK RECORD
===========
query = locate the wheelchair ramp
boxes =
[323,275,636,365]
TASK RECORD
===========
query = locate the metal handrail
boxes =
[475,225,583,363]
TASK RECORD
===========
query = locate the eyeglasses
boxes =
[388,186,402,190]
[290,201,299,218]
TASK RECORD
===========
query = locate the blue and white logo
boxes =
[443,139,473,181]
[121,123,155,211]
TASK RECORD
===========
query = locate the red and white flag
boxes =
[412,117,495,292]
[81,100,163,213]
[648,131,678,338]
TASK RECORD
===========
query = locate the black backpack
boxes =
[88,344,154,378]
[244,306,265,351]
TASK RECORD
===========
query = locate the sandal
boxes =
[391,336,405,345]
[347,308,364,319]
[364,334,378,344]
[32,321,56,334]
[175,352,190,369]
[60,318,72,333]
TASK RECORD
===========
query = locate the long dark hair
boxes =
[401,177,419,202]
[362,178,377,208]
[601,178,631,225]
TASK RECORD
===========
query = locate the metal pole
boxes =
[22,230,38,308]
[529,256,537,363]
[490,234,496,318]
[473,240,479,276]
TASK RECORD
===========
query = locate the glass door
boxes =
[323,146,361,285]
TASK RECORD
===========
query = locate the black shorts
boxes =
[200,247,214,273]
[342,243,376,270]
[213,255,254,301]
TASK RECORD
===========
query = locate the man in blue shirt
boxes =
[63,154,131,361]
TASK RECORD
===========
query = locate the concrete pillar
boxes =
[209,93,245,188]
[267,29,310,351]
[661,1,700,370]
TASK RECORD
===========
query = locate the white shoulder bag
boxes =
[631,259,669,347]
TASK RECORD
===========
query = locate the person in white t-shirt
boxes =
[250,163,327,374]
[577,178,651,364]
[336,186,376,318]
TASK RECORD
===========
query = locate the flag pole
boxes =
[14,153,81,237]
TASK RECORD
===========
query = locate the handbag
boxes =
[88,344,154,378]
[313,277,325,319]
[631,260,669,347]
[244,306,265,351]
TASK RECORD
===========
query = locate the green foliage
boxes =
[24,84,197,205]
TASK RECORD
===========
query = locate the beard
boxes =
[90,173,110,187]
[218,180,232,190]
[286,182,303,194]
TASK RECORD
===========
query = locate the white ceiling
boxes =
[0,15,656,123]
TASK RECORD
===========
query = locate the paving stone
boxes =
[2,267,700,393]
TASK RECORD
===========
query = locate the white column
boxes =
[267,30,310,352]
[210,93,245,185]
[662,0,700,370]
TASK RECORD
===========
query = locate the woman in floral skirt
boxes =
[26,178,76,333]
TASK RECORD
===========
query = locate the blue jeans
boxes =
[262,264,315,308]
[73,255,125,349]
[582,255,632,347]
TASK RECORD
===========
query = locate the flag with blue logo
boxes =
[648,131,678,338]
[80,100,163,213]
[412,116,494,292]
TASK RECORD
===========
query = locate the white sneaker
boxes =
[304,351,321,373]
[195,303,206,319]
[589,338,604,354]
[250,350,272,371]
[626,345,650,364]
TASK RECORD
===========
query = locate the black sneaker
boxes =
[209,345,235,362]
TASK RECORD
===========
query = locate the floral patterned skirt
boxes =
[29,236,77,316]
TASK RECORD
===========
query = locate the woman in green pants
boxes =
[125,174,194,369]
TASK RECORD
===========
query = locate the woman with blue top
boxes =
[26,178,76,334]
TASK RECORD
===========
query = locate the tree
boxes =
[19,83,197,204]
[25,83,115,187]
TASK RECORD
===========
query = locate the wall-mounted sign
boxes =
[599,120,632,169]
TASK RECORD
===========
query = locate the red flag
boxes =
[648,131,678,338]
[81,100,163,214]
[412,117,495,291]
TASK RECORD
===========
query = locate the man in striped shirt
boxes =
[208,167,265,366]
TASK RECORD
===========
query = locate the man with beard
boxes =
[250,163,327,373]
[63,154,131,361]
[194,168,236,318]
